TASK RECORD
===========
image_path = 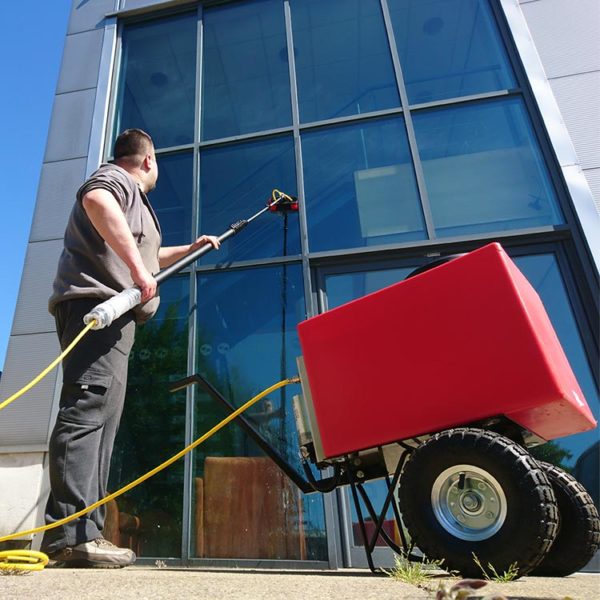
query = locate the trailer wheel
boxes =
[405,254,466,279]
[529,461,600,576]
[398,428,558,578]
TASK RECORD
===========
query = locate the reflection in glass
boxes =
[324,264,416,549]
[150,152,193,248]
[388,0,516,104]
[413,98,564,236]
[291,0,400,122]
[202,0,292,140]
[302,117,425,252]
[325,266,414,309]
[515,254,599,507]
[114,13,197,149]
[193,266,327,560]
[109,277,190,557]
[199,135,299,263]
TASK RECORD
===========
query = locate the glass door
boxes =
[318,262,417,568]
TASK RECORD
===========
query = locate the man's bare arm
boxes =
[158,235,220,269]
[82,189,157,303]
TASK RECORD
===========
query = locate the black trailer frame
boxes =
[170,373,419,572]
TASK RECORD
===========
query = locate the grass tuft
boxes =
[0,567,32,576]
[386,552,445,587]
[472,553,520,582]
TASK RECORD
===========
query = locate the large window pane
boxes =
[515,254,599,508]
[389,0,516,104]
[151,152,193,247]
[114,13,197,149]
[413,97,564,236]
[291,0,400,122]
[202,0,292,140]
[108,277,190,558]
[193,266,327,560]
[325,266,414,309]
[302,117,425,252]
[199,135,299,263]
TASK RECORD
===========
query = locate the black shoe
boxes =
[47,538,136,568]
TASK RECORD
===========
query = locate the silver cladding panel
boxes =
[44,88,98,163]
[517,0,600,214]
[520,0,600,78]
[1,1,110,451]
[501,0,600,273]
[0,332,61,449]
[121,0,184,10]
[583,168,600,212]
[550,72,600,171]
[11,240,63,336]
[30,158,87,242]
[68,0,119,35]
[57,29,105,94]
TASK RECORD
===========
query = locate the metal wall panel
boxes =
[520,0,600,78]
[550,72,600,171]
[122,0,184,9]
[67,0,118,35]
[1,3,118,456]
[11,240,63,336]
[57,29,105,94]
[30,158,87,242]
[512,0,600,219]
[0,333,61,449]
[583,168,600,213]
[43,88,97,163]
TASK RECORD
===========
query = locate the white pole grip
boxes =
[83,288,142,330]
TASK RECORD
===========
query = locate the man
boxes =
[41,129,219,567]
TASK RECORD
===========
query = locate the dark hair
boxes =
[113,129,154,163]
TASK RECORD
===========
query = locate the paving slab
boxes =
[0,567,598,600]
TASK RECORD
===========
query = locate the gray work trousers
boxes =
[41,298,136,554]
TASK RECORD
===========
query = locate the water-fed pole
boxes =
[83,190,298,329]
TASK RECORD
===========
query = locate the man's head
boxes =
[113,128,159,193]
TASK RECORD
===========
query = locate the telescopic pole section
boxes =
[83,196,289,329]
[155,203,271,284]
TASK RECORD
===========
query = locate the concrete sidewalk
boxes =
[1,568,598,600]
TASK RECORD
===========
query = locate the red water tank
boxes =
[297,243,596,460]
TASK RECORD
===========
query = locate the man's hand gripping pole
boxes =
[84,190,297,330]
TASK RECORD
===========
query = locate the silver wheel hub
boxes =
[431,465,507,541]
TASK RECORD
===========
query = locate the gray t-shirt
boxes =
[49,163,162,324]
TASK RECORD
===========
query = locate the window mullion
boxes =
[380,0,436,240]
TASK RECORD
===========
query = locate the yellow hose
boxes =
[0,376,299,571]
[0,320,97,413]
[0,550,49,572]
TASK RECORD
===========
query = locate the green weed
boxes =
[386,552,445,587]
[472,553,520,582]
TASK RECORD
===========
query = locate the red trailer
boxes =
[294,243,598,577]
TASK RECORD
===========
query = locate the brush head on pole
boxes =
[268,189,299,212]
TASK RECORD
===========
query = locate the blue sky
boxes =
[0,1,71,370]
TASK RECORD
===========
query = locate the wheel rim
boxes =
[431,464,507,541]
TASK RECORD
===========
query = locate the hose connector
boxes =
[83,287,142,329]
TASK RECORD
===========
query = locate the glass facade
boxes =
[108,277,190,556]
[388,0,516,104]
[413,97,564,236]
[202,0,292,139]
[109,0,598,563]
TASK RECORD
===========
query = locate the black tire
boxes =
[529,461,600,576]
[398,428,558,578]
[404,254,467,280]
